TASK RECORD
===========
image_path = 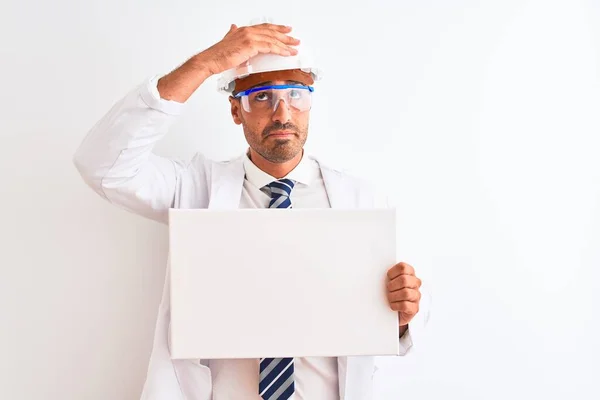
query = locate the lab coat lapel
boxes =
[319,161,376,400]
[207,155,245,210]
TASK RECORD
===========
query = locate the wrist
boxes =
[157,56,212,102]
[190,52,218,78]
[399,325,408,337]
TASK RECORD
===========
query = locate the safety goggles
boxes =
[233,84,314,114]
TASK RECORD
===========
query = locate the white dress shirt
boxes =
[208,153,339,399]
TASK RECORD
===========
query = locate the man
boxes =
[73,20,429,400]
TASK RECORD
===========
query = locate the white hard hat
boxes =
[216,17,323,94]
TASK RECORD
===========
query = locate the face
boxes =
[229,73,312,164]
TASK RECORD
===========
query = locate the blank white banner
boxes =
[168,208,399,359]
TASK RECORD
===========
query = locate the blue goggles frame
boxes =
[233,84,315,98]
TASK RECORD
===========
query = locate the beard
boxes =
[243,121,308,163]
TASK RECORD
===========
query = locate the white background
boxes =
[1,0,599,399]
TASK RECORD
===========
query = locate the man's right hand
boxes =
[157,23,300,103]
[200,23,300,76]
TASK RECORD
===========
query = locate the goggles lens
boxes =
[235,84,314,113]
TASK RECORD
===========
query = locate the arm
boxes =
[395,279,432,355]
[73,23,300,223]
[72,71,208,224]
[373,184,431,356]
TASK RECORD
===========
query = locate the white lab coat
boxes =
[73,79,431,400]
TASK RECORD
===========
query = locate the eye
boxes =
[289,89,302,99]
[254,91,270,101]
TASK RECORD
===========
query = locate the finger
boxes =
[241,30,296,50]
[254,28,300,45]
[254,36,297,56]
[245,23,292,37]
[391,301,419,315]
[387,262,415,280]
[272,32,300,46]
[253,23,293,33]
[254,40,294,57]
[252,32,300,54]
[387,275,421,291]
[388,288,421,303]
[399,311,416,326]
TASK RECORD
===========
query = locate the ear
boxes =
[229,96,243,125]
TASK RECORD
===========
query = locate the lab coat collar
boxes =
[207,151,375,399]
[208,152,352,209]
[243,149,318,189]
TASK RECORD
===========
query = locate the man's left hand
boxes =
[386,262,422,331]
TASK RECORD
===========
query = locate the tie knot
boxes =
[266,179,296,208]
[267,178,295,198]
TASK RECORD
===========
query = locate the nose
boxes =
[271,98,292,124]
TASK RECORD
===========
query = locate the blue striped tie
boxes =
[259,178,296,400]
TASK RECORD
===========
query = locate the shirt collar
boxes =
[243,149,318,189]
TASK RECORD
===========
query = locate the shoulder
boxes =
[187,151,245,171]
